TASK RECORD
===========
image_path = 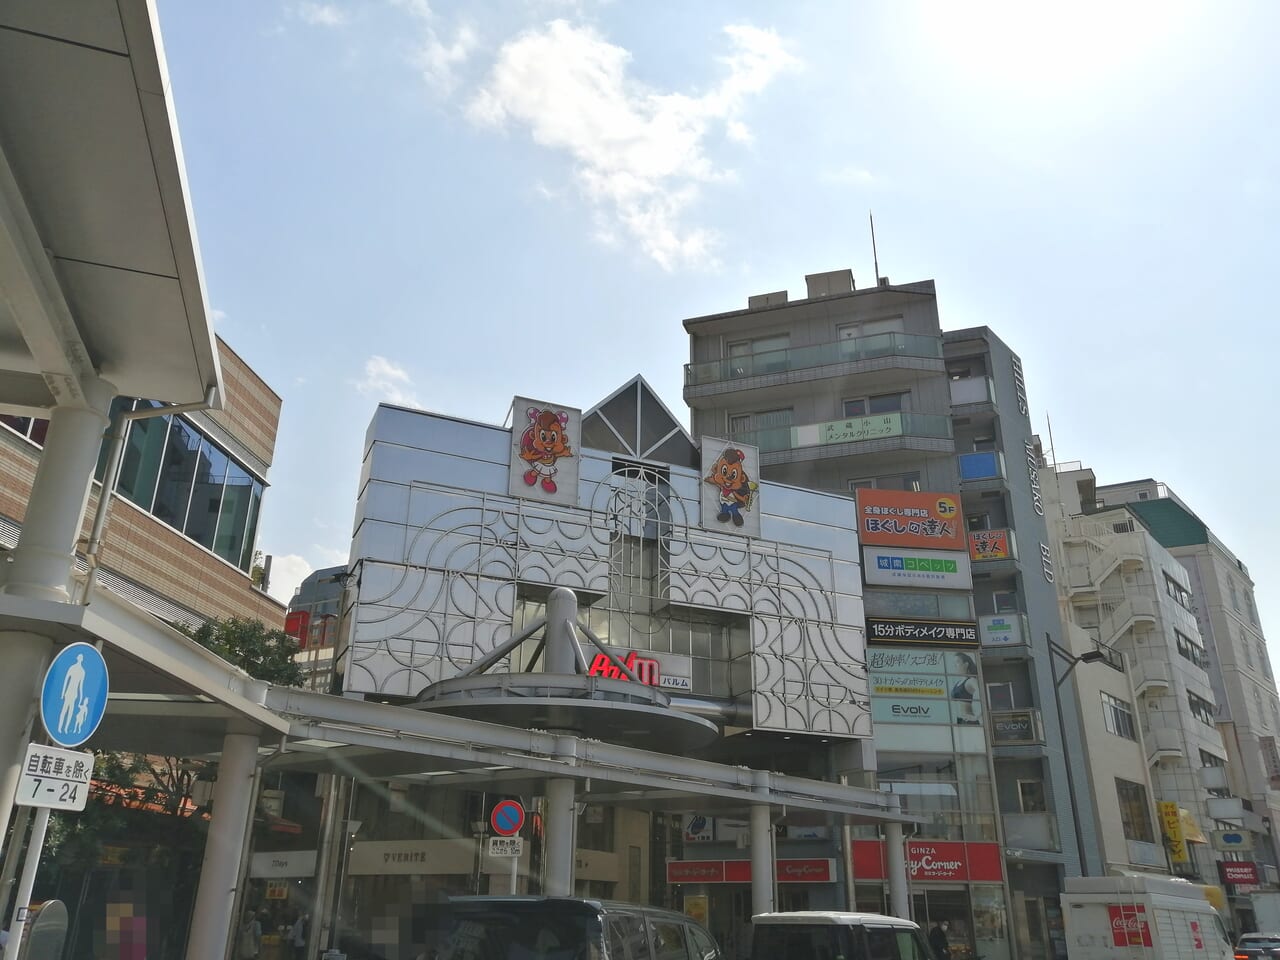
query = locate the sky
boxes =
[155,1,1280,658]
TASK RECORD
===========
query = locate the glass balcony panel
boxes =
[685,332,942,385]
[950,376,994,405]
[730,412,952,454]
[1002,811,1060,852]
[959,451,1003,481]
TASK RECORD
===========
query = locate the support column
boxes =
[0,381,113,850]
[750,798,774,917]
[543,775,576,897]
[886,797,910,920]
[186,730,259,960]
[4,380,114,602]
[541,587,580,897]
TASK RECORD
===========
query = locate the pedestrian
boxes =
[237,909,262,960]
[288,912,309,960]
[928,919,951,960]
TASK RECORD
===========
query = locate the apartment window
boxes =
[1228,578,1240,612]
[972,435,997,453]
[728,408,791,437]
[843,392,908,417]
[1247,593,1260,627]
[966,513,990,532]
[839,317,903,340]
[1137,490,1150,501]
[1101,692,1137,740]
[987,682,1015,711]
[1188,692,1218,726]
[727,335,790,376]
[1111,519,1135,534]
[1175,630,1208,670]
[1115,779,1155,843]
[849,471,922,493]
[1164,572,1194,611]
[1199,749,1226,768]
[1018,780,1047,813]
[993,590,1019,614]
[1261,641,1273,680]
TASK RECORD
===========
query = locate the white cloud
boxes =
[466,21,796,270]
[823,165,877,185]
[312,544,349,567]
[266,553,312,605]
[354,355,422,408]
[208,307,227,327]
[414,23,478,95]
[296,2,348,27]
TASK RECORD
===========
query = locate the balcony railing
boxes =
[685,332,943,386]
[958,451,1004,482]
[949,376,994,405]
[729,412,953,454]
[1002,812,1059,852]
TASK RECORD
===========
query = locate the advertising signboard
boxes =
[700,437,762,537]
[978,614,1024,647]
[1211,829,1254,852]
[1159,801,1189,864]
[991,710,1040,745]
[968,529,1011,561]
[862,546,973,590]
[665,859,836,884]
[1218,861,1259,885]
[509,397,582,506]
[855,490,963,550]
[866,617,978,647]
[851,840,1004,883]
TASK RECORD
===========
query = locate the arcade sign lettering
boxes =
[587,652,660,686]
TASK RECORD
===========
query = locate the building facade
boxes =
[1094,480,1280,927]
[0,336,284,627]
[324,377,889,958]
[681,271,1079,960]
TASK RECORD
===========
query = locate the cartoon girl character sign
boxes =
[508,397,581,506]
[699,438,761,537]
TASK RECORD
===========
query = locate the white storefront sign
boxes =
[250,850,318,879]
[862,546,972,590]
[979,614,1024,647]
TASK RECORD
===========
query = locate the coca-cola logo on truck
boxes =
[1107,904,1152,947]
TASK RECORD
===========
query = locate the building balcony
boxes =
[684,332,944,399]
[1146,726,1184,763]
[950,375,995,407]
[1131,658,1171,697]
[1197,766,1229,791]
[1127,840,1166,868]
[958,451,1006,492]
[729,412,954,463]
[1002,811,1059,852]
[1207,796,1245,822]
[990,709,1043,745]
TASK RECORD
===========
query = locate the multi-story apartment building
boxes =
[1093,479,1280,927]
[682,270,1082,960]
[1043,463,1237,897]
[286,564,347,691]
[0,337,284,627]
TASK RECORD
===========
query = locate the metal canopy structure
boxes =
[0,1,222,413]
[261,685,920,826]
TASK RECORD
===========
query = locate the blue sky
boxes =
[156,2,1280,656]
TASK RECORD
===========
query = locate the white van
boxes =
[1061,876,1233,959]
[751,911,933,960]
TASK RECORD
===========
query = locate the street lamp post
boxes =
[1047,634,1107,878]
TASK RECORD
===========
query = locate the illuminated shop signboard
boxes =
[855,490,964,551]
[862,546,973,590]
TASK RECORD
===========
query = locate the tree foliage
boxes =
[183,615,305,687]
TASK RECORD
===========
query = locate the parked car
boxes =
[750,911,934,960]
[1236,932,1280,959]
[420,896,722,960]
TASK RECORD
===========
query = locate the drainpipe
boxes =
[80,385,219,604]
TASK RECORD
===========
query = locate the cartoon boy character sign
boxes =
[700,439,761,536]
[508,397,582,506]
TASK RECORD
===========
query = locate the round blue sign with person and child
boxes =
[40,642,110,749]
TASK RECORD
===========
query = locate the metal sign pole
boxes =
[2,806,50,960]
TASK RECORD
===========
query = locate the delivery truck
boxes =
[1251,891,1280,935]
[1060,875,1233,959]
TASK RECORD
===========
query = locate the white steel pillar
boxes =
[4,379,114,602]
[886,795,910,919]
[186,730,259,960]
[750,772,774,917]
[0,379,113,856]
[541,587,580,897]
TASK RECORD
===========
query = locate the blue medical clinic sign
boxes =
[40,642,110,749]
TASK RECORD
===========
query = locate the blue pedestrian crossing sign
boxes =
[40,642,109,748]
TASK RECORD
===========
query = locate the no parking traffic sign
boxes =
[40,642,109,748]
[491,799,525,837]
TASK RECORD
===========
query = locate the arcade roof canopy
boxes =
[0,1,222,414]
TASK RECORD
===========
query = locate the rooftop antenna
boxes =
[869,210,881,282]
